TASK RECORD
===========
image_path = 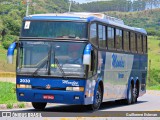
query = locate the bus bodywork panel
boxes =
[97,51,147,102]
[16,76,97,105]
[16,51,147,105]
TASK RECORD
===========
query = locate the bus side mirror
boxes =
[83,44,92,65]
[7,42,17,64]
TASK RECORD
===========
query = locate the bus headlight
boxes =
[17,84,32,89]
[66,87,84,92]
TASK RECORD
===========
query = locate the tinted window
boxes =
[21,21,87,39]
[18,41,87,78]
[116,29,122,50]
[90,23,97,46]
[108,27,115,49]
[98,25,106,49]
[143,35,147,53]
[123,31,130,51]
[137,34,142,53]
[130,32,136,52]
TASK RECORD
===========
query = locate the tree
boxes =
[132,0,146,11]
[145,0,160,10]
[0,18,4,36]
[2,10,22,36]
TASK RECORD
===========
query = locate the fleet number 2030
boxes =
[20,79,30,83]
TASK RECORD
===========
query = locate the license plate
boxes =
[43,95,54,100]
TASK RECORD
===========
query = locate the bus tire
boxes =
[91,85,102,111]
[125,84,133,105]
[32,102,47,110]
[132,86,138,103]
[135,83,139,103]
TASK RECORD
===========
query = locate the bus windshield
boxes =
[21,21,87,39]
[17,41,87,78]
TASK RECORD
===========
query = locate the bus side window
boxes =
[107,27,115,50]
[98,25,106,49]
[137,34,143,53]
[90,23,98,47]
[143,35,147,53]
[116,29,122,50]
[123,31,129,51]
[130,32,136,53]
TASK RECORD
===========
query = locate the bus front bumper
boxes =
[16,89,84,105]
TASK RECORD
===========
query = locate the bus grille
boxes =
[32,86,66,90]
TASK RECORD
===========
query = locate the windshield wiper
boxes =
[32,59,48,76]
[32,50,51,76]
[55,58,67,79]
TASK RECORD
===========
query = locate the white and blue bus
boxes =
[7,13,147,110]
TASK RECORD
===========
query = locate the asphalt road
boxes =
[1,90,160,117]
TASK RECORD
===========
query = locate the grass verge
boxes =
[0,81,27,109]
[0,81,17,104]
[147,85,160,90]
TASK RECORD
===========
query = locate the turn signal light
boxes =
[66,87,84,92]
[17,84,31,89]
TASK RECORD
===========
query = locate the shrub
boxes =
[18,103,25,108]
[148,69,160,86]
[146,28,156,36]
[7,103,13,109]
[2,35,18,49]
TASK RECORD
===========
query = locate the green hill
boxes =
[105,9,160,36]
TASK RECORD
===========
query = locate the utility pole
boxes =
[26,0,30,16]
[68,0,72,13]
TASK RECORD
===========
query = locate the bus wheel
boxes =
[32,102,47,110]
[91,86,102,111]
[132,87,138,103]
[126,84,133,105]
[135,87,138,103]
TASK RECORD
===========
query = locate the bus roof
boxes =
[24,12,147,35]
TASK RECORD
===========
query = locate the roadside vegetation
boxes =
[0,81,26,108]
[147,36,160,90]
[0,82,17,104]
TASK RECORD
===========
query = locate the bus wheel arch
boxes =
[91,80,103,111]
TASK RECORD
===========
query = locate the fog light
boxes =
[19,93,24,96]
[74,96,80,100]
